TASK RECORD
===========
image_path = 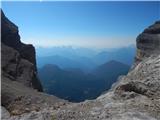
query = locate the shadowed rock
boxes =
[1,10,42,91]
[1,9,67,116]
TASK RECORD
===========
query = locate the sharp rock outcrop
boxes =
[1,10,42,91]
[136,21,160,63]
[1,10,66,116]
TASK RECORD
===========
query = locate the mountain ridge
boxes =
[38,60,129,102]
[37,46,135,71]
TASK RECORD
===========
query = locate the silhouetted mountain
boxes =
[38,60,129,102]
[94,46,135,65]
[38,64,105,102]
[92,60,130,89]
[37,55,96,72]
[36,46,135,73]
[37,55,82,68]
[93,60,129,76]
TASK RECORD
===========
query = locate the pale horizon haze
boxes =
[1,1,160,49]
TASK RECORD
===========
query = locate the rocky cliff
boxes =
[136,21,160,62]
[1,10,66,117]
[1,9,160,120]
[1,10,42,91]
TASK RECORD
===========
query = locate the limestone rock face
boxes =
[136,21,160,62]
[1,10,42,91]
[1,10,66,116]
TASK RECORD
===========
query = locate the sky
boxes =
[1,1,160,49]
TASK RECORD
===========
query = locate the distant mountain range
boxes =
[36,46,97,58]
[38,60,130,102]
[93,47,135,65]
[37,55,96,72]
[37,46,135,72]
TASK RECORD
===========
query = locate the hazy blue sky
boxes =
[2,1,160,49]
